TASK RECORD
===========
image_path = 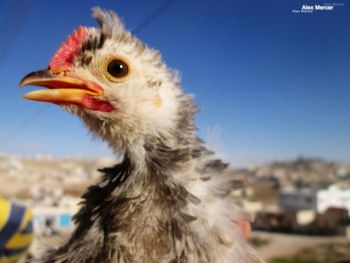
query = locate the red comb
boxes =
[49,26,87,71]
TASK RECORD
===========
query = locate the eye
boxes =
[106,59,129,80]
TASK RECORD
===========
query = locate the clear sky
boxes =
[0,0,349,167]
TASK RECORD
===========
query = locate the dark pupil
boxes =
[107,60,128,78]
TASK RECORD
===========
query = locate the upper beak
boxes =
[19,69,103,105]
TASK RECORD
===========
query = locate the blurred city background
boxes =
[0,0,349,262]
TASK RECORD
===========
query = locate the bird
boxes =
[19,7,264,263]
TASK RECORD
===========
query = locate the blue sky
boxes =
[0,0,349,166]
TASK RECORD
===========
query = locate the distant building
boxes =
[279,188,316,211]
[279,184,350,216]
[242,200,263,216]
[314,207,350,235]
[278,188,317,226]
[33,207,77,235]
[316,185,350,214]
[294,209,315,226]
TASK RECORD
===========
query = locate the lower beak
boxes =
[19,69,103,105]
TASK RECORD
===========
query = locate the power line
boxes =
[132,0,177,34]
[0,0,34,71]
[2,105,49,143]
[3,1,178,143]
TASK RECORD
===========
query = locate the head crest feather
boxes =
[92,6,125,37]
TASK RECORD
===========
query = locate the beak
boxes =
[19,69,114,112]
[19,69,103,105]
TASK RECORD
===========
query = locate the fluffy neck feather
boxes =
[42,98,263,263]
[46,144,206,262]
[44,98,205,262]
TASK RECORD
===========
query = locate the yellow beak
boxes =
[19,69,114,112]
